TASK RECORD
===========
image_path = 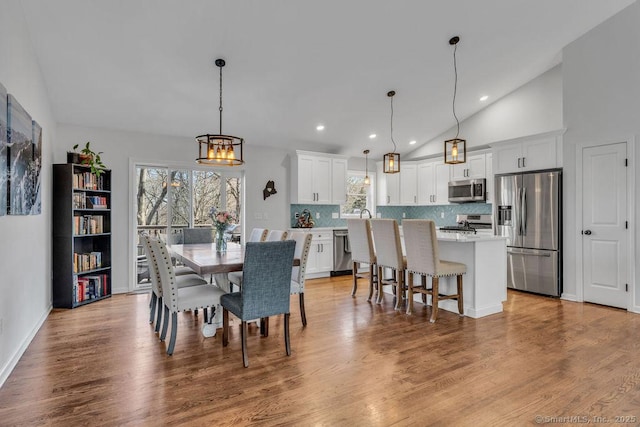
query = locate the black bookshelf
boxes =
[53,164,112,308]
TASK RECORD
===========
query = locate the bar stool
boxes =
[402,219,466,322]
[346,219,377,301]
[370,219,406,310]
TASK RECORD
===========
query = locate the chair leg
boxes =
[261,317,269,337]
[376,265,384,304]
[155,296,163,334]
[160,305,170,341]
[457,274,464,315]
[406,272,414,315]
[351,261,358,297]
[421,276,427,304]
[149,293,157,324]
[394,269,404,311]
[242,321,249,368]
[299,293,307,326]
[204,307,209,323]
[284,313,291,356]
[430,277,439,323]
[222,308,229,346]
[167,312,178,355]
[367,263,375,302]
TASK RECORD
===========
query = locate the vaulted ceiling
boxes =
[21,0,635,159]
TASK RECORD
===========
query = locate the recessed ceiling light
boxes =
[480,95,489,102]
[369,134,377,139]
[316,125,325,131]
[409,140,417,145]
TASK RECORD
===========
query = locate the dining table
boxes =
[170,242,300,276]
[169,241,300,337]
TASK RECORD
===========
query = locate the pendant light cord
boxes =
[390,93,397,152]
[219,63,223,135]
[452,40,460,139]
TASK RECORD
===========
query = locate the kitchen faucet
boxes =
[359,208,372,219]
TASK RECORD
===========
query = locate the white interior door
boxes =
[582,142,628,308]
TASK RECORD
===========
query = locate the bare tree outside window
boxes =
[341,173,370,216]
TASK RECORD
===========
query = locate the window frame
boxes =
[130,159,244,290]
[340,170,376,219]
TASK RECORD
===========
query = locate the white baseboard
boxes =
[0,305,52,389]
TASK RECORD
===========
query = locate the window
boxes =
[341,170,375,218]
[133,164,242,288]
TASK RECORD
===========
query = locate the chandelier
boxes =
[196,59,244,166]
[444,36,467,165]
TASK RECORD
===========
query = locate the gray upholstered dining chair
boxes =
[149,237,227,355]
[227,228,271,291]
[140,234,209,334]
[183,228,214,244]
[369,219,407,310]
[403,219,466,322]
[221,240,296,367]
[288,231,313,326]
[346,219,377,301]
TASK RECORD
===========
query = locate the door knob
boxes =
[583,230,592,235]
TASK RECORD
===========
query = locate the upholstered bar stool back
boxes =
[346,219,377,301]
[266,230,288,241]
[402,219,466,322]
[369,219,406,310]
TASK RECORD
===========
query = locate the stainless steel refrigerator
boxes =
[494,170,562,296]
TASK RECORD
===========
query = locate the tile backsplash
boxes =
[290,203,492,228]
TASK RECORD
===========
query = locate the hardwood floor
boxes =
[1,276,640,426]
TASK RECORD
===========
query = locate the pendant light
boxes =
[444,36,467,165]
[196,58,244,166]
[363,149,371,185]
[383,90,400,174]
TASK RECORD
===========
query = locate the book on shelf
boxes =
[74,273,109,303]
[73,171,106,191]
[73,215,105,235]
[73,251,103,272]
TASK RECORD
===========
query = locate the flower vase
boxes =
[215,229,227,253]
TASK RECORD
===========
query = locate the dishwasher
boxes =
[331,229,352,276]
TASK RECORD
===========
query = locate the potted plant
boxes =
[67,141,107,177]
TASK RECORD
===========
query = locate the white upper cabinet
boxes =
[450,154,487,181]
[291,151,347,204]
[376,161,400,205]
[416,159,449,205]
[400,163,418,205]
[491,132,563,175]
[417,161,434,205]
[331,158,348,205]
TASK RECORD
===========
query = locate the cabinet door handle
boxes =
[522,157,526,168]
[387,195,390,204]
[414,195,416,203]
[517,158,521,168]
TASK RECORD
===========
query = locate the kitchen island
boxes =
[389,232,507,319]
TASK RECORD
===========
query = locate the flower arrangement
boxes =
[209,207,235,233]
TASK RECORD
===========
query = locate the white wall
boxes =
[406,65,563,160]
[562,1,640,309]
[56,125,293,294]
[0,0,56,386]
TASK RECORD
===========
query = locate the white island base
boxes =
[384,233,507,319]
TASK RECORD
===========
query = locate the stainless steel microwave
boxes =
[448,179,486,203]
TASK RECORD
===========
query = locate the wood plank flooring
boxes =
[1,276,640,426]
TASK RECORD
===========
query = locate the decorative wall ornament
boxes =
[7,94,41,215]
[0,82,7,216]
[263,180,277,200]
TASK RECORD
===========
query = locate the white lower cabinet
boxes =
[291,230,333,278]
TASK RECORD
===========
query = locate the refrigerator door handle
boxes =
[517,188,523,236]
[521,187,527,236]
[507,249,551,257]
